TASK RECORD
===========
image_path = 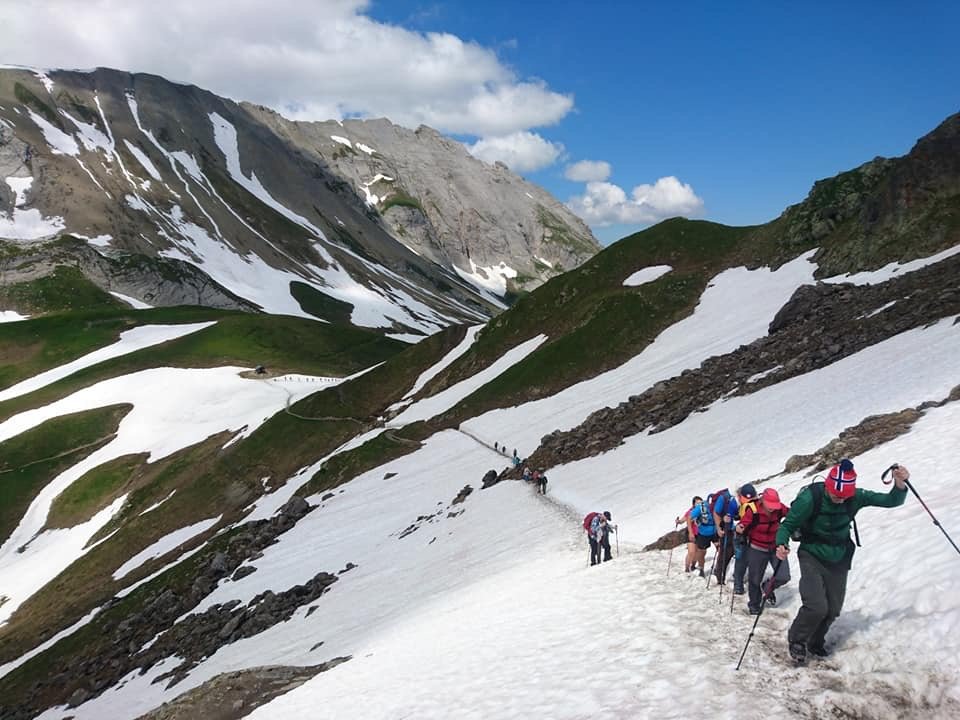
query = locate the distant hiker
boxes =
[775,460,910,664]
[522,467,531,482]
[737,487,790,614]
[710,487,739,584]
[584,511,616,565]
[688,497,717,577]
[536,470,548,495]
[494,442,499,451]
[730,484,758,594]
[676,496,703,573]
[598,512,617,562]
[512,455,521,467]
[513,448,518,458]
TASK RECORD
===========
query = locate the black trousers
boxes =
[589,537,601,565]
[537,479,547,494]
[788,550,848,648]
[714,531,736,581]
[600,532,612,561]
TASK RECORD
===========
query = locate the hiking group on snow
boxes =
[588,459,918,666]
[675,459,915,665]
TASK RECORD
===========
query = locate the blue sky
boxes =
[368,1,960,242]
[4,0,958,245]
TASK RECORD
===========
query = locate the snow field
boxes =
[0,368,334,625]
[14,251,960,718]
[388,333,547,426]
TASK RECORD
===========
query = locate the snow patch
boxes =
[823,243,960,285]
[452,259,517,302]
[123,140,162,180]
[27,110,78,155]
[331,135,352,148]
[389,333,547,426]
[0,176,65,240]
[113,516,222,580]
[109,291,153,309]
[623,265,672,287]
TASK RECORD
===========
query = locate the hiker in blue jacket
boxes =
[688,498,717,577]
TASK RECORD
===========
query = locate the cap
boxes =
[603,511,612,521]
[826,460,857,499]
[739,483,757,500]
[761,487,782,510]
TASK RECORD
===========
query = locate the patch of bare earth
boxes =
[135,659,350,720]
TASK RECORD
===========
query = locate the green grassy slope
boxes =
[422,219,757,427]
[0,405,131,544]
[0,323,467,672]
[0,312,405,424]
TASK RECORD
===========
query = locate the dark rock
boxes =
[451,485,473,505]
[231,566,257,581]
[279,496,310,520]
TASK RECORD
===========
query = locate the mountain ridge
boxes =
[0,66,600,336]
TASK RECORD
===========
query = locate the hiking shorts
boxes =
[695,533,715,550]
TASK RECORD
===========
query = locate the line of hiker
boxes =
[583,511,617,565]
[492,442,523,468]
[677,483,791,615]
[672,459,921,667]
[522,466,548,494]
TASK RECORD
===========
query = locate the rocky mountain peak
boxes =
[0,66,600,334]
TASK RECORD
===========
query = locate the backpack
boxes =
[695,501,714,527]
[792,482,861,547]
[709,489,732,517]
[583,512,599,532]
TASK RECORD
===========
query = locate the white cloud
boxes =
[0,0,573,138]
[564,160,611,182]
[566,176,704,227]
[467,131,564,173]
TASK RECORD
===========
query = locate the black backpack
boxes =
[792,481,861,547]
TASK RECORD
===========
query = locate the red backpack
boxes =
[583,512,599,532]
[708,488,731,516]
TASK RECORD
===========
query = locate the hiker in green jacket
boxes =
[774,459,910,664]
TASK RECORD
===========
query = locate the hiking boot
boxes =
[747,605,761,615]
[808,643,830,658]
[698,568,705,578]
[766,591,777,607]
[733,586,745,595]
[685,565,691,573]
[788,642,807,664]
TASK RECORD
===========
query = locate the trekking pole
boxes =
[735,559,782,671]
[667,542,674,576]
[883,465,960,556]
[616,527,620,557]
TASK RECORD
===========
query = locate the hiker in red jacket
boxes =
[737,487,791,614]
